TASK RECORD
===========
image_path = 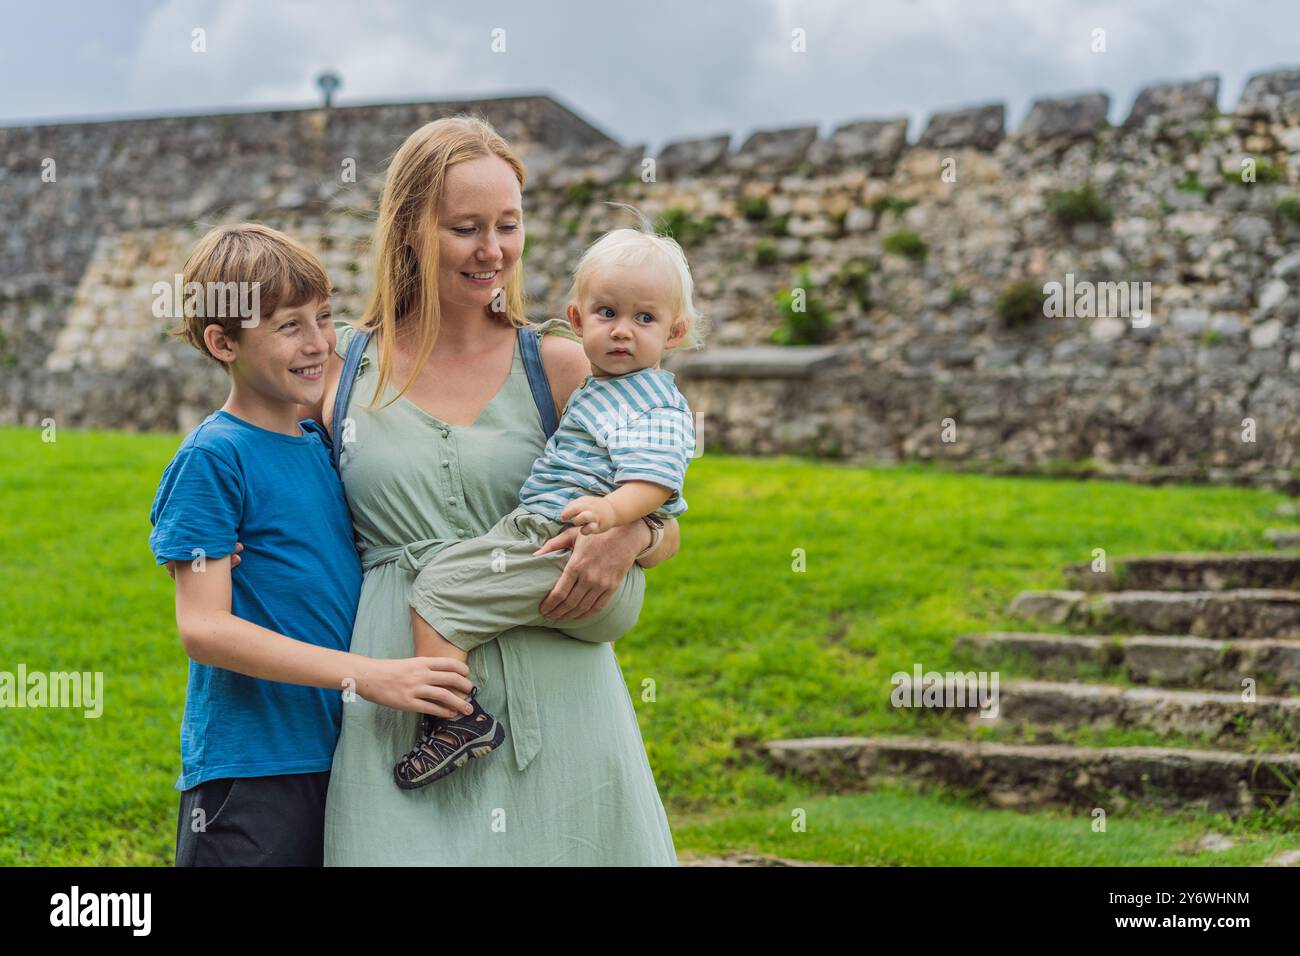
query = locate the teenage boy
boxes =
[149,223,474,866]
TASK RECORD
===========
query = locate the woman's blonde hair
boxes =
[359,114,528,408]
[566,203,708,351]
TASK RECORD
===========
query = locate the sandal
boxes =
[393,687,506,790]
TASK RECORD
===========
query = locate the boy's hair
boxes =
[169,222,331,369]
[566,204,709,351]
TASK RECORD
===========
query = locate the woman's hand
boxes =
[533,520,648,621]
[352,656,475,718]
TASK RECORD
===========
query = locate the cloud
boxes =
[3,0,1299,148]
[127,0,489,110]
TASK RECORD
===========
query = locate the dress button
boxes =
[458,529,467,537]
[441,461,450,468]
[447,497,456,505]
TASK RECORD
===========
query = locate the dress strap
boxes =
[332,327,373,475]
[518,325,558,440]
[336,326,553,473]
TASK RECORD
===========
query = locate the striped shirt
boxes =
[519,367,695,522]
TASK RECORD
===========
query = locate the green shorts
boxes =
[407,506,647,654]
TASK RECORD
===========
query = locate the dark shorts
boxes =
[175,770,330,867]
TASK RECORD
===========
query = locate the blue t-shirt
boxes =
[148,410,362,791]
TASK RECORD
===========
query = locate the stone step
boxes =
[1063,553,1300,592]
[761,737,1300,816]
[1010,589,1300,638]
[954,632,1300,694]
[985,680,1300,747]
[1265,529,1300,549]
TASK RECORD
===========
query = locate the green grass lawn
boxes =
[1,425,1298,865]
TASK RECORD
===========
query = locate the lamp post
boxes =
[316,71,341,109]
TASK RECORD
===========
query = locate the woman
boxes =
[304,116,680,865]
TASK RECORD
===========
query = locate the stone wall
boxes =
[0,94,616,434]
[5,71,1300,483]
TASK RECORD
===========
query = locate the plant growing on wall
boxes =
[1276,195,1300,225]
[995,281,1048,328]
[835,260,873,309]
[770,266,833,345]
[1176,172,1208,195]
[739,196,770,221]
[564,178,597,206]
[653,206,718,247]
[883,229,928,261]
[753,239,778,268]
[870,195,916,218]
[1223,156,1285,186]
[1045,181,1114,225]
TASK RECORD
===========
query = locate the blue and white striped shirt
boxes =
[519,367,695,522]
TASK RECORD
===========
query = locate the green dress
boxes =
[323,318,678,866]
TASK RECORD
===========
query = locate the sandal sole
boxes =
[468,721,506,758]
[393,719,506,790]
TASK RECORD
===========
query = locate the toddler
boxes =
[393,224,702,789]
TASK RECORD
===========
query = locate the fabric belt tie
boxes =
[360,537,542,772]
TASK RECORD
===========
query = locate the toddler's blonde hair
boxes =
[565,204,708,351]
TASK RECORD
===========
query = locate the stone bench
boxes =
[664,345,845,379]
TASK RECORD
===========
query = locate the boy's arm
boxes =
[173,554,360,688]
[170,556,473,716]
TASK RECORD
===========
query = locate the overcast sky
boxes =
[3,0,1297,151]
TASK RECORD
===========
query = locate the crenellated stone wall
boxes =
[5,70,1300,484]
[0,94,617,434]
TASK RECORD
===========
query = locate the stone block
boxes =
[918,102,1005,150]
[1019,92,1110,142]
[1124,75,1220,127]
[656,134,730,176]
